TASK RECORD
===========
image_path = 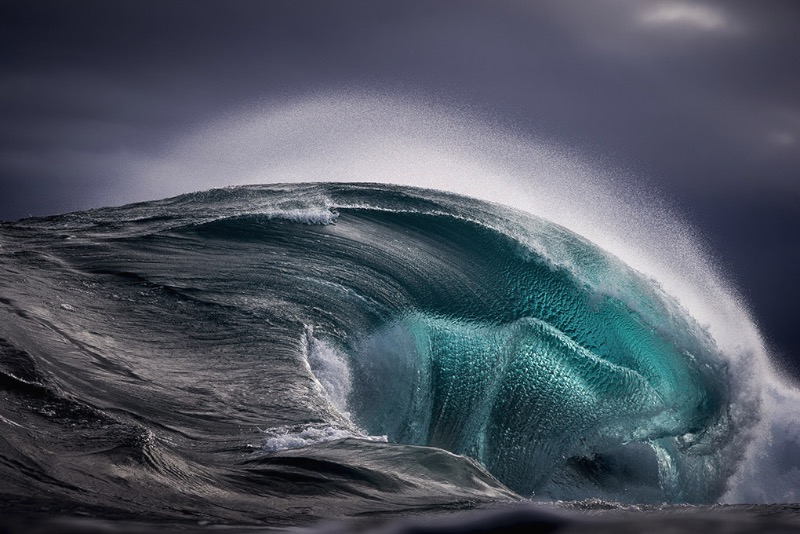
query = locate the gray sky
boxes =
[1,0,799,368]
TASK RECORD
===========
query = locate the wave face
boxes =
[0,184,759,524]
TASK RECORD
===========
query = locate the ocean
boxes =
[0,183,797,532]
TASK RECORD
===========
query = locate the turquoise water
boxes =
[0,183,764,528]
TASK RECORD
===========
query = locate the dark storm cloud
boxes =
[1,0,799,361]
[2,1,798,201]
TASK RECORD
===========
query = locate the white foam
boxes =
[723,383,800,503]
[258,207,338,225]
[259,424,387,453]
[305,330,353,418]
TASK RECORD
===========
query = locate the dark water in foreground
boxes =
[0,184,794,532]
[4,501,800,533]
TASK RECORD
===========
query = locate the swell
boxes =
[171,187,749,501]
[0,183,764,523]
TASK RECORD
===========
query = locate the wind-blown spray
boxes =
[0,96,797,526]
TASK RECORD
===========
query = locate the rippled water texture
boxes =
[0,183,788,530]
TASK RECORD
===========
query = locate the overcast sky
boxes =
[1,0,799,368]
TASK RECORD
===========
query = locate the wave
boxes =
[0,183,795,529]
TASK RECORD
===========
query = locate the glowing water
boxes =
[127,93,795,503]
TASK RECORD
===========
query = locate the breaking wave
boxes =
[2,182,793,529]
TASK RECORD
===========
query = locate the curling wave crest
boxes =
[0,183,788,520]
